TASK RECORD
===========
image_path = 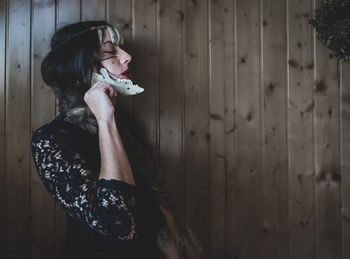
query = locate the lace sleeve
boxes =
[31,131,137,241]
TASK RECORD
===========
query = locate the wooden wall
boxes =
[0,0,349,258]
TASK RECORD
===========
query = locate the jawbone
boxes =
[91,68,144,96]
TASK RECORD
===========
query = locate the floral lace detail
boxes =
[31,129,137,241]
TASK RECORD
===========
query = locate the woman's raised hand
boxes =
[84,81,118,124]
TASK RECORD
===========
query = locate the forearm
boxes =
[157,226,180,259]
[98,117,135,186]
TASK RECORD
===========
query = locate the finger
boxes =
[90,81,104,89]
[108,88,114,98]
[107,85,117,98]
[91,81,109,91]
[97,82,113,91]
[108,86,115,96]
[103,85,115,99]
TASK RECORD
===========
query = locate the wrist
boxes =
[97,116,116,127]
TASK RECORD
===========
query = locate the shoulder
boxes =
[31,113,99,165]
[32,114,75,145]
[31,113,90,156]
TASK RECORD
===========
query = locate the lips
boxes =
[118,69,129,79]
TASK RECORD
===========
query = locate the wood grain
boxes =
[183,0,210,257]
[30,1,57,258]
[5,0,31,257]
[158,0,186,221]
[288,0,315,258]
[235,0,264,258]
[226,1,237,258]
[0,0,6,256]
[341,61,350,259]
[0,0,349,258]
[57,0,80,29]
[314,1,343,258]
[223,1,237,258]
[209,0,233,257]
[262,0,289,258]
[132,0,159,163]
[82,0,106,21]
[55,0,81,257]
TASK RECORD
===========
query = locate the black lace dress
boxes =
[31,112,166,259]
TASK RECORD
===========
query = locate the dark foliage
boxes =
[309,0,350,61]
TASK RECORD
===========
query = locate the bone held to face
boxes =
[91,68,144,96]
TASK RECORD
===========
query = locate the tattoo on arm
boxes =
[158,226,171,248]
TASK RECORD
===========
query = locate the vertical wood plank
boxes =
[342,61,350,259]
[57,0,80,29]
[261,0,289,258]
[287,0,315,258]
[4,0,31,257]
[0,1,349,258]
[209,0,234,257]
[0,0,6,257]
[158,0,186,220]
[81,0,105,21]
[132,0,158,162]
[109,0,134,120]
[226,0,237,257]
[234,0,263,258]
[183,0,210,256]
[314,1,343,258]
[55,1,81,257]
[30,0,57,258]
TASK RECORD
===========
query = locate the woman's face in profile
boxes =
[98,28,132,79]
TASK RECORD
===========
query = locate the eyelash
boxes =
[104,51,116,54]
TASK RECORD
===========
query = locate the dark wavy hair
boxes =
[41,20,123,133]
[41,22,105,114]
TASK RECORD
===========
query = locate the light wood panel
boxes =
[5,0,31,257]
[222,0,236,258]
[341,61,350,259]
[55,1,81,257]
[288,0,315,258]
[0,0,349,258]
[262,0,289,258]
[132,0,159,160]
[57,0,80,29]
[209,0,234,257]
[314,1,343,258]
[30,1,56,258]
[158,0,186,221]
[235,0,263,258]
[184,0,210,257]
[82,0,106,21]
[0,0,6,257]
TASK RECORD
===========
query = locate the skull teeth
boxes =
[91,68,144,95]
[116,78,132,84]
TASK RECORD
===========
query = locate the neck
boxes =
[63,106,99,134]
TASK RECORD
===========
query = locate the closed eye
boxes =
[103,51,116,54]
[99,55,118,62]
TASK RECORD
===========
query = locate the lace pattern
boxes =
[31,129,137,241]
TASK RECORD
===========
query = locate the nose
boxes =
[120,48,132,65]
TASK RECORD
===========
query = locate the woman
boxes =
[31,21,201,258]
